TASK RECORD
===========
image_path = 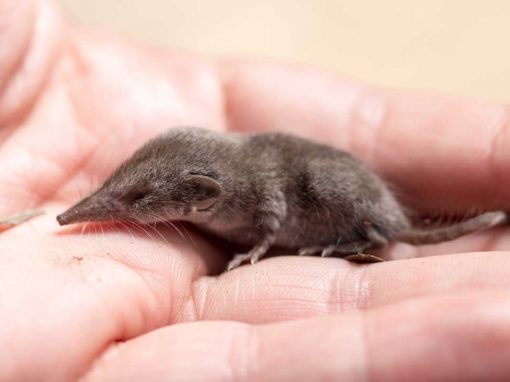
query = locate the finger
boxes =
[0,215,224,380]
[222,60,510,211]
[84,291,510,381]
[175,251,510,324]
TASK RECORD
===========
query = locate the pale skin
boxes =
[2,0,510,380]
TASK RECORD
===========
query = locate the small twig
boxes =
[0,209,45,232]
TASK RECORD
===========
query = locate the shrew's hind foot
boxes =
[344,253,385,264]
[298,241,375,258]
[297,228,388,260]
[298,242,385,263]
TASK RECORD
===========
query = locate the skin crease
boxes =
[2,0,510,380]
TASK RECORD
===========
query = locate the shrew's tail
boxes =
[396,211,508,245]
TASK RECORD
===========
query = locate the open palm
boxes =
[2,1,510,380]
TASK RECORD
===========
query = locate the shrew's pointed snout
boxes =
[56,200,95,226]
[56,210,73,225]
[56,193,120,226]
[56,206,87,225]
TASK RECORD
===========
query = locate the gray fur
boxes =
[56,127,507,270]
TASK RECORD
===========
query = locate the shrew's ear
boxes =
[188,174,222,210]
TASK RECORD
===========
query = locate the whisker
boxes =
[139,211,182,243]
[147,222,173,248]
[135,211,176,238]
[100,221,106,250]
[163,218,187,242]
[92,221,98,238]
[80,221,89,237]
[167,221,186,242]
[131,220,155,241]
[117,221,137,242]
[139,211,190,248]
[176,221,197,248]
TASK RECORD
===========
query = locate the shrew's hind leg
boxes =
[298,226,388,258]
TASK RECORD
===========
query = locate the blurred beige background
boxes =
[56,0,510,102]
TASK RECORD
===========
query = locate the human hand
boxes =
[2,1,510,380]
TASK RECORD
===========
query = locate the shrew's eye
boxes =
[121,190,149,205]
[133,191,147,201]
